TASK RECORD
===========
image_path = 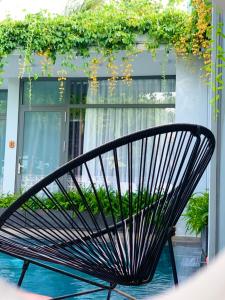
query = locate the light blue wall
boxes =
[3,78,20,193]
[3,49,176,78]
[175,56,210,236]
[176,55,209,191]
[209,5,225,258]
[209,9,225,255]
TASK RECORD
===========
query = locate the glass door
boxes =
[17,110,66,191]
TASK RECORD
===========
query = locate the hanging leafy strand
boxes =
[0,0,215,104]
[0,0,210,62]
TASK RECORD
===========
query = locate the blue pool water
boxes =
[0,245,199,299]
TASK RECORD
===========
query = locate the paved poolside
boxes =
[173,237,202,283]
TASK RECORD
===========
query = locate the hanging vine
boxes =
[57,70,67,102]
[190,0,225,110]
[121,56,133,85]
[0,0,215,103]
[106,55,119,94]
[89,58,100,92]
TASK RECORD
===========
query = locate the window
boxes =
[68,77,175,158]
[19,77,175,190]
[23,80,65,105]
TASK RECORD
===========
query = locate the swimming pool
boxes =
[0,244,200,299]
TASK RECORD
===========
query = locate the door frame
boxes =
[15,106,68,191]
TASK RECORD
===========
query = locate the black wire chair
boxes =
[0,124,215,300]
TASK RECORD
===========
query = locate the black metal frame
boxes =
[0,124,215,299]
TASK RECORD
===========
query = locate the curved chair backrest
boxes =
[0,124,215,285]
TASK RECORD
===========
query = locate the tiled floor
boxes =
[174,239,202,282]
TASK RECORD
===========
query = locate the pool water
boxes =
[0,245,198,299]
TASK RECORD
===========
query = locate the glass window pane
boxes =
[68,107,175,187]
[82,107,175,152]
[21,111,62,189]
[70,80,88,104]
[68,109,85,161]
[68,106,175,156]
[23,81,65,105]
[0,90,7,114]
[70,78,175,105]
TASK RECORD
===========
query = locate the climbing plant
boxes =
[0,0,213,98]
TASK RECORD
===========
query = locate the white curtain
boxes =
[83,78,175,151]
[21,112,62,190]
[81,78,175,189]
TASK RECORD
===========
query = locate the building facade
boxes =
[0,50,209,236]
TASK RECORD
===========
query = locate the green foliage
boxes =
[78,0,106,12]
[168,0,184,5]
[0,193,20,208]
[0,0,214,105]
[0,1,200,65]
[183,191,208,235]
[42,187,158,220]
[0,0,217,108]
[1,189,208,230]
[0,187,158,220]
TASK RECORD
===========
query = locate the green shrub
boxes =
[0,189,209,232]
[0,187,158,220]
[0,193,19,208]
[183,191,208,235]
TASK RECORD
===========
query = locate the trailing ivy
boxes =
[0,0,215,105]
[0,188,157,220]
[0,1,209,69]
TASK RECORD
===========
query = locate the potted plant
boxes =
[183,191,209,265]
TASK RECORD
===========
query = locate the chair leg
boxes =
[107,289,112,300]
[168,237,178,285]
[106,283,115,300]
[17,260,30,287]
